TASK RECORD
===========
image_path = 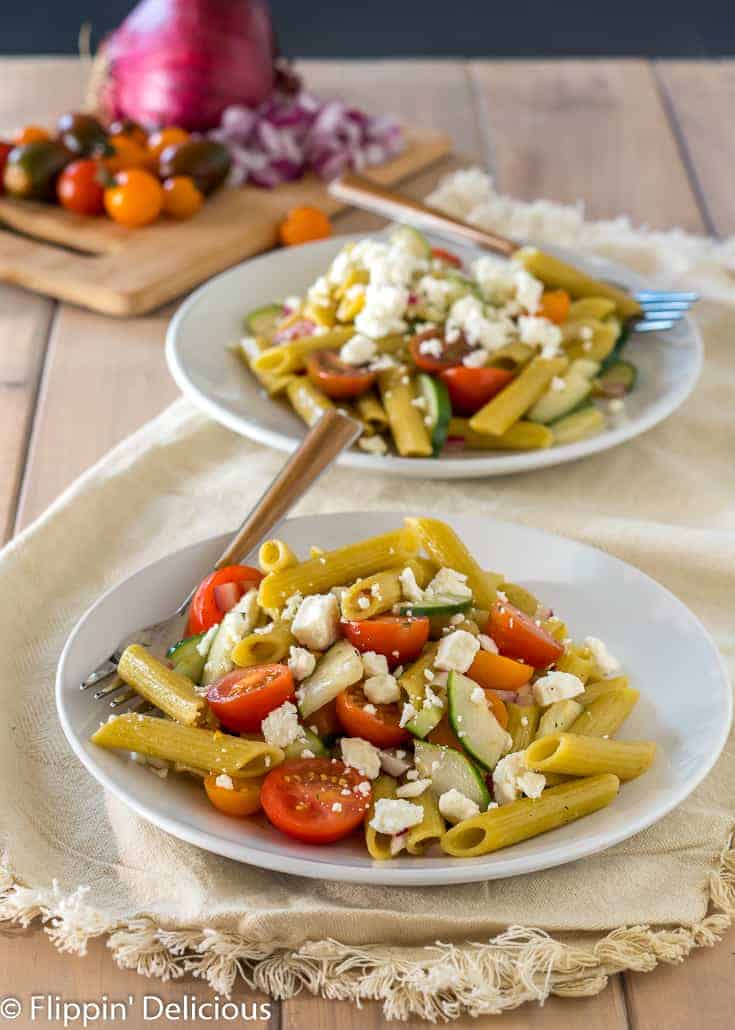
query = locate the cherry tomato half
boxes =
[467,649,533,692]
[305,699,340,739]
[341,615,430,668]
[409,329,473,372]
[431,246,463,269]
[204,773,263,817]
[485,602,564,669]
[537,289,571,325]
[187,564,264,635]
[304,351,376,399]
[336,685,409,748]
[260,758,372,844]
[206,664,295,734]
[57,159,105,215]
[103,168,163,227]
[439,366,515,415]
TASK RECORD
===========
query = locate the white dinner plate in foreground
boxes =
[56,512,730,885]
[165,234,702,479]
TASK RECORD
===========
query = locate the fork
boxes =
[329,173,698,332]
[80,408,361,709]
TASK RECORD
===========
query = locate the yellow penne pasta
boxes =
[505,703,540,752]
[525,733,655,781]
[541,616,568,642]
[514,246,642,318]
[231,622,296,667]
[365,775,398,860]
[258,538,298,574]
[555,646,596,684]
[568,297,617,321]
[340,568,403,621]
[254,327,354,376]
[499,582,540,617]
[440,774,620,857]
[91,713,283,776]
[355,390,389,432]
[286,377,334,427]
[258,526,420,609]
[408,555,439,586]
[570,685,640,737]
[378,366,433,457]
[405,517,500,610]
[536,699,584,738]
[117,644,206,726]
[563,320,619,362]
[487,341,536,368]
[399,642,440,708]
[448,418,553,451]
[577,675,630,706]
[406,790,445,855]
[469,356,568,437]
[551,406,605,445]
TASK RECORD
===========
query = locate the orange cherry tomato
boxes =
[341,615,430,668]
[187,564,264,635]
[279,205,332,247]
[537,289,571,324]
[108,118,148,147]
[56,159,105,215]
[486,602,564,669]
[162,176,204,220]
[104,134,149,173]
[482,689,509,729]
[146,126,190,161]
[409,329,473,372]
[260,758,372,844]
[305,699,340,739]
[204,774,263,817]
[304,351,376,399]
[103,168,163,227]
[336,685,410,748]
[206,664,295,734]
[467,649,533,692]
[431,246,463,268]
[427,715,463,749]
[439,366,515,415]
[14,125,51,145]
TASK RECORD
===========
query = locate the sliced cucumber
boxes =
[414,740,490,809]
[397,597,471,618]
[551,405,606,445]
[297,640,363,719]
[447,670,511,771]
[417,373,451,455]
[201,590,260,685]
[593,359,637,398]
[600,323,631,372]
[166,633,207,683]
[406,703,444,739]
[245,304,283,338]
[283,726,329,760]
[390,224,431,260]
[527,368,592,424]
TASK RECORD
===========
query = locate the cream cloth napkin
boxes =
[2,174,735,1021]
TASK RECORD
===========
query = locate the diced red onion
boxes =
[272,318,316,343]
[491,689,519,703]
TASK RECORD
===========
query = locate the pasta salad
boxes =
[92,519,655,858]
[235,228,639,459]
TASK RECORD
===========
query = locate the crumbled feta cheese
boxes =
[287,645,317,682]
[307,275,332,308]
[418,336,444,358]
[196,623,219,656]
[355,282,409,339]
[355,779,372,796]
[357,595,371,610]
[399,702,418,727]
[291,593,340,650]
[363,703,377,715]
[379,749,413,777]
[438,788,480,824]
[427,567,473,600]
[472,255,517,303]
[580,324,594,340]
[446,294,511,351]
[493,751,546,805]
[462,349,488,368]
[478,633,499,654]
[201,589,259,681]
[282,592,304,621]
[362,650,389,677]
[364,672,400,705]
[261,700,302,748]
[396,778,431,798]
[358,435,388,455]
[532,671,584,706]
[215,773,234,790]
[369,798,424,835]
[512,266,545,314]
[301,749,315,759]
[341,737,381,779]
[435,630,480,673]
[399,566,425,603]
[517,316,562,356]
[584,636,621,677]
[340,334,377,366]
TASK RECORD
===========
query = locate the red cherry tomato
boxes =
[486,602,564,669]
[206,664,295,733]
[56,159,105,215]
[409,329,473,372]
[439,366,515,415]
[335,685,410,748]
[0,142,13,195]
[304,351,376,399]
[305,699,340,738]
[431,246,463,269]
[341,615,430,668]
[260,758,372,844]
[187,565,264,635]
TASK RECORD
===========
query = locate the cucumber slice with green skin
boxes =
[245,304,283,338]
[414,740,490,809]
[527,369,592,424]
[551,405,606,445]
[389,225,432,259]
[417,373,451,455]
[283,727,329,760]
[592,359,637,398]
[166,634,207,683]
[599,323,631,372]
[406,703,444,739]
[396,597,472,618]
[447,670,512,771]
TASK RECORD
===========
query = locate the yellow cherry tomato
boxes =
[14,124,51,145]
[103,168,163,228]
[162,175,204,219]
[204,774,263,817]
[147,126,190,162]
[105,134,149,173]
[279,205,332,247]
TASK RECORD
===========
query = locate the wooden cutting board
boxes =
[0,126,450,316]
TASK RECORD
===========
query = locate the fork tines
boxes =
[631,290,699,332]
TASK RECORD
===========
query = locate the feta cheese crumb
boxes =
[532,671,584,706]
[438,788,480,824]
[584,636,621,677]
[399,566,425,603]
[435,630,480,673]
[399,702,417,728]
[364,672,400,705]
[196,623,219,656]
[340,334,377,366]
[341,737,381,779]
[396,778,431,798]
[291,593,340,650]
[358,435,388,455]
[379,749,413,777]
[215,773,234,790]
[478,633,499,654]
[282,591,304,621]
[261,701,302,748]
[462,349,488,368]
[426,567,473,600]
[362,651,389,677]
[357,595,371,610]
[287,645,317,682]
[470,685,486,705]
[369,798,424,835]
[493,751,546,805]
[363,703,377,715]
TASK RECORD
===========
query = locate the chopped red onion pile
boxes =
[208,89,404,188]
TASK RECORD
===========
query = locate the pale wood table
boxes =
[1,57,733,1029]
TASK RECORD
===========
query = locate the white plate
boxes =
[165,234,702,479]
[57,512,730,885]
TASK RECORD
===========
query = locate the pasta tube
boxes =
[365,775,398,860]
[525,733,655,781]
[555,645,596,684]
[536,699,584,738]
[505,703,540,752]
[487,341,535,368]
[258,538,298,574]
[91,713,283,776]
[236,339,294,396]
[448,418,552,452]
[231,622,296,667]
[253,327,354,376]
[570,685,640,737]
[286,378,334,427]
[340,568,402,621]
[258,526,420,609]
[568,298,617,321]
[441,774,620,857]
[399,642,440,708]
[355,391,388,432]
[563,320,619,362]
[117,645,206,727]
[551,407,605,445]
[499,582,540,617]
[378,367,433,457]
[514,246,642,318]
[577,676,630,706]
[405,517,500,610]
[406,790,445,855]
[469,356,568,437]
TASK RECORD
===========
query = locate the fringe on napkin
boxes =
[1,839,734,1021]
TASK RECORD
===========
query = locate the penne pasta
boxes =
[487,341,536,369]
[514,246,642,318]
[406,790,445,855]
[405,517,501,610]
[448,418,553,452]
[286,377,334,427]
[378,366,433,457]
[577,675,630,706]
[440,774,620,857]
[253,327,354,376]
[570,685,640,738]
[499,582,540,617]
[118,644,206,726]
[505,703,540,752]
[365,775,399,860]
[525,733,656,781]
[91,713,283,776]
[231,622,296,667]
[340,568,403,621]
[555,645,596,684]
[469,356,568,437]
[536,699,584,738]
[563,320,619,362]
[258,538,298,574]
[567,297,617,321]
[399,642,441,708]
[355,391,389,432]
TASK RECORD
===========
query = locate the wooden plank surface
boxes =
[0,56,732,1029]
